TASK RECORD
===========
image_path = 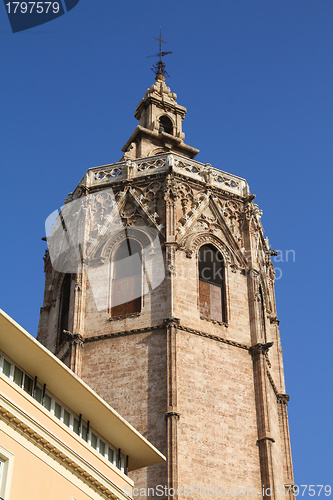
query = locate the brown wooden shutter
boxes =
[199,280,223,322]
[198,244,226,323]
[111,275,141,317]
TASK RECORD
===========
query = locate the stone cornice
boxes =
[0,396,132,500]
[84,322,250,351]
[121,127,198,158]
[200,315,228,328]
[109,312,141,322]
[135,94,187,120]
[177,325,249,350]
[84,324,163,343]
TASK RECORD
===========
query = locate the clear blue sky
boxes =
[1,0,332,492]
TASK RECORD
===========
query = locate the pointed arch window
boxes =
[198,244,227,323]
[58,273,71,346]
[111,238,142,317]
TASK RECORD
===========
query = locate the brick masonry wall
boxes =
[176,330,262,495]
[81,329,168,495]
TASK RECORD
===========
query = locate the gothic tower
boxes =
[38,72,294,499]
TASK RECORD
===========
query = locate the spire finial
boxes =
[146,28,172,80]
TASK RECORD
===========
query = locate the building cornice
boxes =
[84,321,250,351]
[121,126,199,157]
[0,394,132,500]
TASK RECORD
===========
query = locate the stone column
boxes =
[66,331,84,376]
[278,394,294,499]
[250,343,276,499]
[165,318,180,500]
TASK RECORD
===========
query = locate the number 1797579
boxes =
[5,2,60,14]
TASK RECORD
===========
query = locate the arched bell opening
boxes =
[159,115,173,135]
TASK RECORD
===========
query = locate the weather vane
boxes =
[146,28,172,78]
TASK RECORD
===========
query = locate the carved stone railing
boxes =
[85,153,250,197]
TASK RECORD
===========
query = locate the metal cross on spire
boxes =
[146,28,172,78]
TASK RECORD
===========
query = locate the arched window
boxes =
[58,273,71,346]
[159,115,173,135]
[198,244,227,323]
[111,238,142,317]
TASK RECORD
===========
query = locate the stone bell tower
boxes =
[38,70,294,499]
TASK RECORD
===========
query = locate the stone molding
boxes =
[267,368,279,397]
[200,315,228,328]
[109,312,141,322]
[177,325,249,350]
[266,369,290,405]
[0,400,130,500]
[84,322,249,351]
[257,435,276,444]
[165,411,180,420]
[84,325,163,344]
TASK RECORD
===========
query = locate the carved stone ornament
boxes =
[179,230,247,270]
[178,232,232,263]
[100,226,158,264]
[165,411,181,420]
[250,342,274,356]
[269,315,280,325]
[131,181,163,218]
[64,330,84,346]
[163,317,181,327]
[277,393,290,405]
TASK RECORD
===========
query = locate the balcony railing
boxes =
[83,153,250,197]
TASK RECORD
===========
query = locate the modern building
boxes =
[37,69,294,499]
[0,309,165,500]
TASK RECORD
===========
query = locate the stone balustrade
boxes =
[84,153,250,197]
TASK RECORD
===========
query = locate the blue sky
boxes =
[1,0,332,492]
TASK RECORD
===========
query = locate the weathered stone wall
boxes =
[81,329,168,495]
[177,330,262,494]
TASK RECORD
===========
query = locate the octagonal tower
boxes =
[38,75,294,499]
